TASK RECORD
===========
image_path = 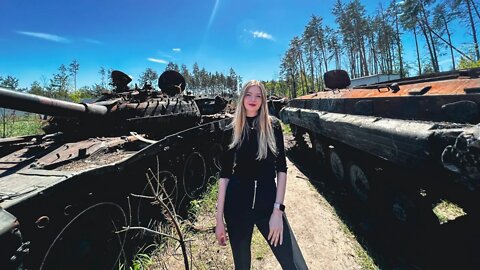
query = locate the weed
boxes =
[433,200,466,224]
[130,253,153,270]
[281,122,292,135]
[1,114,43,138]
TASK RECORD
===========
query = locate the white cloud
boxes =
[172,48,181,52]
[17,31,70,43]
[148,58,168,64]
[250,30,274,41]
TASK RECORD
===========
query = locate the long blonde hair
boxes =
[229,80,277,160]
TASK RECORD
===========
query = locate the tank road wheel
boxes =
[291,124,308,149]
[183,152,207,198]
[391,192,414,224]
[327,147,345,183]
[40,202,127,270]
[387,190,438,230]
[208,143,224,175]
[347,162,371,203]
[311,133,327,166]
[136,170,176,225]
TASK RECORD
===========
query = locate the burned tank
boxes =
[281,69,480,227]
[0,70,231,269]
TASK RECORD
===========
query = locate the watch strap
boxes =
[274,202,285,212]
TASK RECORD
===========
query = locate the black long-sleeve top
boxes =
[220,116,287,181]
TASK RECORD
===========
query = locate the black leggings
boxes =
[225,211,308,270]
[223,176,307,269]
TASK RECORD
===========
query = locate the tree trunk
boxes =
[297,53,308,94]
[2,109,5,138]
[308,48,315,91]
[335,45,341,70]
[291,72,297,98]
[394,4,404,77]
[419,4,439,72]
[414,27,422,75]
[466,0,480,60]
[316,61,323,90]
[471,0,480,21]
[428,29,440,71]
[319,39,329,72]
[419,22,436,72]
[442,15,456,70]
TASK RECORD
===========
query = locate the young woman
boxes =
[215,80,307,270]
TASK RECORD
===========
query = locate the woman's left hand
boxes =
[268,209,283,247]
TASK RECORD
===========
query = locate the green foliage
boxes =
[130,253,153,270]
[29,81,45,95]
[68,87,96,103]
[138,68,159,87]
[49,64,70,99]
[1,114,43,138]
[458,57,480,69]
[0,75,19,89]
[118,253,153,270]
[251,227,270,260]
[189,179,219,217]
[282,123,292,135]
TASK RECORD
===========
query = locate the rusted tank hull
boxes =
[281,70,480,240]
[292,75,480,124]
[0,117,231,269]
[283,108,444,167]
[281,107,479,183]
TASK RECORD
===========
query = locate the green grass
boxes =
[281,122,292,135]
[189,177,219,217]
[119,253,153,270]
[251,228,270,260]
[1,114,43,138]
[333,206,378,270]
[129,253,153,270]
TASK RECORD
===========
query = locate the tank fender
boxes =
[441,125,480,188]
[441,100,479,124]
[0,208,27,268]
[281,107,449,168]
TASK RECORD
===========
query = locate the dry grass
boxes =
[433,200,467,224]
[148,181,275,270]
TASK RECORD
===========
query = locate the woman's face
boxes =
[243,85,262,117]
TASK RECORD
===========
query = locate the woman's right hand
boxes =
[215,217,228,246]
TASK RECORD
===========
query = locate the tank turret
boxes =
[0,70,204,137]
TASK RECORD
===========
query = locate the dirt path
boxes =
[251,154,366,269]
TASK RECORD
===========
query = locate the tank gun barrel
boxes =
[0,87,108,117]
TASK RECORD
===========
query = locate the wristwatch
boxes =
[273,202,285,212]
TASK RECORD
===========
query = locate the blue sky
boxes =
[0,0,468,89]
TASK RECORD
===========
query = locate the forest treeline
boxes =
[278,0,480,98]
[0,61,241,102]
